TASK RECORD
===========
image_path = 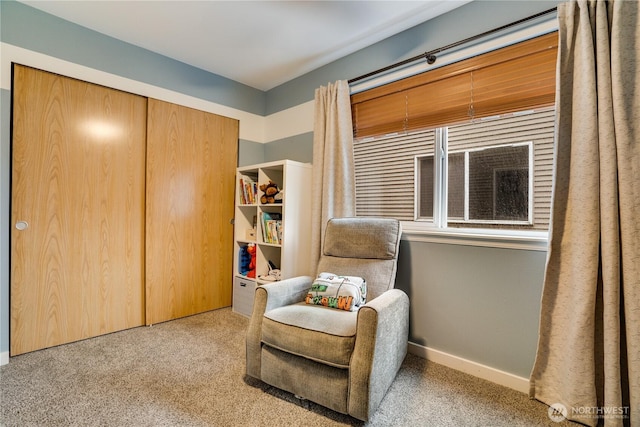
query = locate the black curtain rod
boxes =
[348,7,558,84]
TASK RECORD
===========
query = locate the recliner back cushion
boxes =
[322,218,400,260]
[318,218,401,300]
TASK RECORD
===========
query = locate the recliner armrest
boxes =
[261,276,314,311]
[245,275,313,379]
[349,288,410,421]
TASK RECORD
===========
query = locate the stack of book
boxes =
[261,212,282,244]
[238,175,257,205]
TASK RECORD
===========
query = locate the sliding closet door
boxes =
[145,99,238,325]
[10,65,147,356]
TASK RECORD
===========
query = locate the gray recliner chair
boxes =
[246,217,409,421]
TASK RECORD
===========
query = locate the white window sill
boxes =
[400,221,549,251]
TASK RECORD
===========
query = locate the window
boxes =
[418,143,534,224]
[351,32,557,236]
[355,108,554,231]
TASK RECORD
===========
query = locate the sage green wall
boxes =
[240,133,313,167]
[264,133,313,164]
[395,241,546,376]
[239,140,266,167]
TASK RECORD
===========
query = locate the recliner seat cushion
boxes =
[262,302,358,368]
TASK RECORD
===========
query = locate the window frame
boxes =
[447,140,534,226]
[351,15,557,251]
[415,131,535,220]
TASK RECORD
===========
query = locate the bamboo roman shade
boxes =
[351,32,558,138]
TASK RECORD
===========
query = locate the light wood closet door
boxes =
[145,99,238,325]
[11,65,147,356]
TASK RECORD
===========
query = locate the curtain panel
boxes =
[309,81,356,273]
[530,1,639,426]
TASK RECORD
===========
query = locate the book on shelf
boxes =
[239,175,257,205]
[260,212,282,244]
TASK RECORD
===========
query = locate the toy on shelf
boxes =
[259,180,283,204]
[239,243,257,278]
[259,260,281,282]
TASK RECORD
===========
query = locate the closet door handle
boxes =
[15,221,29,231]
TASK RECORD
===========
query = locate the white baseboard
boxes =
[0,351,8,366]
[408,342,530,394]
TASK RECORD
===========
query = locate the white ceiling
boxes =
[20,0,471,91]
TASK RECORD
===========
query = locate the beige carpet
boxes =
[0,308,575,426]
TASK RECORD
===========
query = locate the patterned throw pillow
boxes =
[305,272,367,311]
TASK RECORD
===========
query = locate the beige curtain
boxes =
[309,80,356,273]
[530,1,639,426]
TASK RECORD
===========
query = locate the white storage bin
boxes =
[233,277,256,317]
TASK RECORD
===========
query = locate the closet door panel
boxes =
[10,65,147,355]
[145,99,238,324]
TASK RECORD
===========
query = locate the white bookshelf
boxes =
[232,160,313,316]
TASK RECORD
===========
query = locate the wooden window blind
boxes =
[351,32,558,139]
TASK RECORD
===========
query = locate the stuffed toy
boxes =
[246,243,257,278]
[239,245,250,276]
[259,180,281,204]
[239,243,257,278]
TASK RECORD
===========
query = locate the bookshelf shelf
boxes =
[232,160,312,316]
